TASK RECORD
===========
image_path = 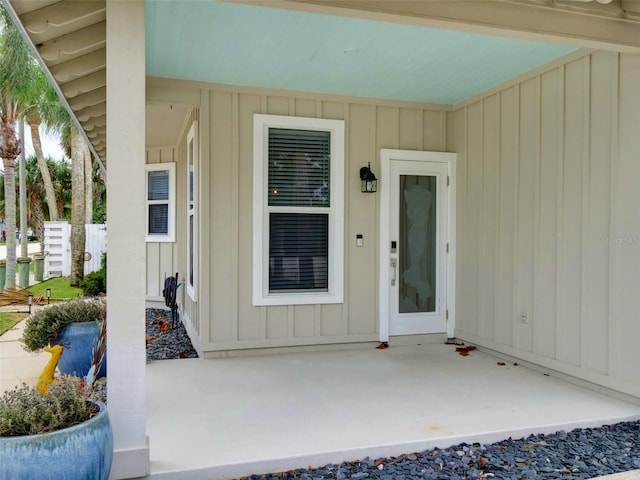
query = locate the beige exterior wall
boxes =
[206,88,452,355]
[147,78,453,356]
[146,108,201,349]
[453,50,640,399]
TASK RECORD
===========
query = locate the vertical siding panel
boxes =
[294,98,318,118]
[266,96,290,116]
[610,53,640,383]
[454,109,467,336]
[320,102,344,121]
[535,69,561,359]
[376,106,400,150]
[516,79,538,352]
[446,111,455,153]
[606,54,619,381]
[423,110,444,151]
[146,243,160,296]
[343,105,352,337]
[495,87,517,346]
[399,108,421,150]
[237,93,262,341]
[209,91,235,342]
[465,102,482,336]
[266,306,288,339]
[231,94,240,341]
[320,305,343,336]
[348,104,376,335]
[479,95,499,340]
[585,52,614,374]
[558,59,586,366]
[294,305,315,337]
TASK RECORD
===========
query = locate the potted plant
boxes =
[21,299,107,378]
[0,376,113,479]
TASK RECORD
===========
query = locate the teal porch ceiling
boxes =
[146,0,576,105]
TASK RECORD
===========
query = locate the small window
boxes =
[145,163,175,242]
[253,114,344,306]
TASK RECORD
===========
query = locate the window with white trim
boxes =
[253,114,344,306]
[145,162,175,242]
[186,122,198,301]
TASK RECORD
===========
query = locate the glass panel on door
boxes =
[398,174,437,314]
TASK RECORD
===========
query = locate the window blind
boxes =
[269,213,328,291]
[149,204,168,234]
[268,128,330,207]
[148,170,169,201]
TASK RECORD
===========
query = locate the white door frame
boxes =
[378,149,457,341]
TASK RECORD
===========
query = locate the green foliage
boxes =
[79,271,104,295]
[0,377,98,436]
[21,299,106,352]
[80,252,106,295]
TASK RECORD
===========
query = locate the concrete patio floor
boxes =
[145,343,640,480]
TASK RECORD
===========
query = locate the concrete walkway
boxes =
[595,472,640,480]
[0,316,48,393]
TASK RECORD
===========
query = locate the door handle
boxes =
[390,258,397,286]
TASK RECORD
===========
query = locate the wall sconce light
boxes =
[27,294,33,314]
[46,288,51,304]
[360,162,377,193]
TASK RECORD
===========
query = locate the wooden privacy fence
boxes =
[44,222,107,278]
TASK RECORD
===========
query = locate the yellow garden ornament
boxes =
[36,345,63,396]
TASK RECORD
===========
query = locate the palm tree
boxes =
[50,159,72,221]
[69,124,85,286]
[0,4,42,288]
[24,75,67,222]
[23,156,46,251]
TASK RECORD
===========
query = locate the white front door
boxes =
[379,150,456,340]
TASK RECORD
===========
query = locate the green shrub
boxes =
[0,377,98,436]
[21,299,106,352]
[80,271,105,295]
[80,252,106,295]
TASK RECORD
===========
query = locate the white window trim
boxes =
[252,114,344,306]
[145,162,176,243]
[186,121,198,301]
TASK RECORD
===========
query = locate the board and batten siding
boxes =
[201,86,451,356]
[454,51,640,399]
[146,108,200,345]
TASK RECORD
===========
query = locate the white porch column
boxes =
[106,1,149,478]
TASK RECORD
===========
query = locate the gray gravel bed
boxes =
[146,308,198,361]
[238,420,639,480]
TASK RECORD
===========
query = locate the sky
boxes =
[23,126,68,162]
[0,124,68,173]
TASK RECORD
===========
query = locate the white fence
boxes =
[44,222,107,278]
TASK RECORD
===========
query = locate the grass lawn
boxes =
[0,311,27,336]
[28,277,82,301]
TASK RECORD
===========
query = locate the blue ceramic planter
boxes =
[52,322,107,378]
[0,401,113,480]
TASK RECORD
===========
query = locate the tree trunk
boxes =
[25,113,59,221]
[84,142,92,224]
[0,120,22,289]
[2,156,17,289]
[31,197,45,254]
[70,125,85,286]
